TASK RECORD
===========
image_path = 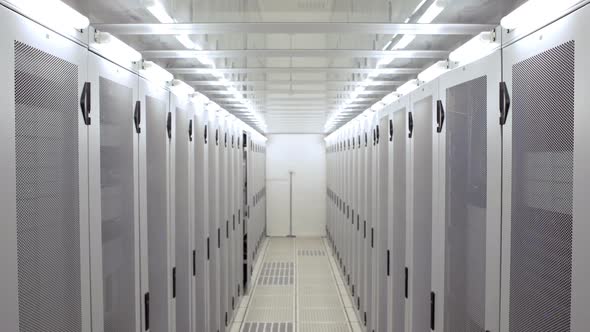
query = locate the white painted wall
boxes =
[266,134,327,237]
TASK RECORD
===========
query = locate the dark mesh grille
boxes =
[14,41,81,332]
[444,76,487,332]
[392,108,406,332]
[99,77,135,332]
[509,41,574,332]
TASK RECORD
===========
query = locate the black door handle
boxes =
[166,111,172,139]
[436,100,445,133]
[188,119,193,141]
[134,101,141,133]
[144,292,150,330]
[500,81,511,125]
[408,112,414,138]
[80,82,91,125]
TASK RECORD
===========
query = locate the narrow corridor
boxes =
[230,238,363,332]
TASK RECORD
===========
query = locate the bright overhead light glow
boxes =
[141,61,174,83]
[500,0,582,30]
[175,35,198,49]
[170,79,194,96]
[192,92,209,104]
[449,31,499,65]
[417,0,446,23]
[397,79,420,95]
[371,101,385,112]
[417,60,449,83]
[382,91,400,105]
[393,34,416,50]
[146,0,174,23]
[9,0,90,30]
[93,32,142,63]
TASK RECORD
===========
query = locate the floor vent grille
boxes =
[298,249,326,256]
[241,322,293,332]
[258,262,294,286]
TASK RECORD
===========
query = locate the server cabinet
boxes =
[366,113,377,331]
[358,116,369,323]
[387,96,410,332]
[407,80,438,332]
[0,5,91,332]
[139,76,175,332]
[172,92,193,332]
[218,118,228,332]
[352,122,361,303]
[87,51,141,332]
[375,109,390,332]
[208,113,221,332]
[500,5,590,331]
[345,128,353,287]
[193,106,209,332]
[435,49,502,332]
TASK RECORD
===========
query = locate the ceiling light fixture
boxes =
[449,31,499,65]
[417,60,450,83]
[9,0,90,30]
[170,79,195,96]
[418,0,446,23]
[93,31,142,64]
[397,79,420,95]
[141,60,174,83]
[500,0,582,30]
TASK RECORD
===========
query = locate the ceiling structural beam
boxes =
[186,80,403,86]
[94,22,496,35]
[202,90,388,96]
[143,49,449,59]
[173,67,420,75]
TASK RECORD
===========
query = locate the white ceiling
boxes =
[68,0,521,134]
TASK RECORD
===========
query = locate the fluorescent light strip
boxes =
[449,31,498,65]
[417,0,446,23]
[500,0,582,30]
[417,60,449,83]
[93,31,142,64]
[9,0,89,30]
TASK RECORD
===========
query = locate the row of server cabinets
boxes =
[0,3,268,332]
[326,3,590,332]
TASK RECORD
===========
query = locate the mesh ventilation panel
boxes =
[14,41,81,332]
[99,77,135,332]
[509,41,575,332]
[392,108,407,332]
[146,95,169,332]
[444,76,487,332]
[411,96,433,332]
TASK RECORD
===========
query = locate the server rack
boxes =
[500,4,590,331]
[433,49,502,332]
[218,118,228,332]
[407,80,437,332]
[192,105,209,332]
[388,95,411,332]
[352,122,361,306]
[0,5,92,332]
[87,48,142,332]
[140,74,175,332]
[227,122,234,321]
[208,112,220,332]
[172,92,193,332]
[366,113,377,331]
[376,109,390,332]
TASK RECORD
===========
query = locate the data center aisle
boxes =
[230,237,363,332]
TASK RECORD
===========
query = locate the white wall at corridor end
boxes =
[266,134,327,237]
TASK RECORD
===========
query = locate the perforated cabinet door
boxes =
[408,80,438,332]
[88,52,141,332]
[376,112,390,332]
[500,5,590,332]
[435,50,502,332]
[0,6,91,332]
[139,77,174,332]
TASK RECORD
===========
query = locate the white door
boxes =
[266,134,327,237]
